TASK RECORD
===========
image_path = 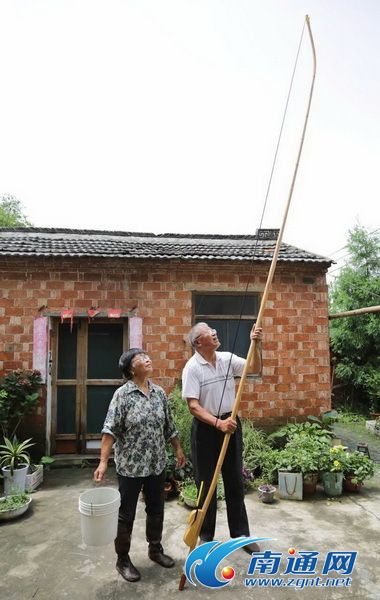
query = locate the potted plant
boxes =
[284,434,329,496]
[277,447,303,501]
[0,437,35,495]
[342,451,376,492]
[319,445,347,497]
[0,492,32,521]
[25,456,55,493]
[165,453,193,497]
[180,480,199,508]
[258,483,276,504]
[242,466,255,493]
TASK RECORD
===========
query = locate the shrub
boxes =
[0,369,42,440]
[343,451,376,484]
[168,385,193,458]
[242,419,273,471]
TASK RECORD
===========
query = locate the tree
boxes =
[329,225,380,412]
[0,194,32,227]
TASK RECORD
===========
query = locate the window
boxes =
[193,293,259,357]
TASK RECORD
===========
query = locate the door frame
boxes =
[50,318,128,454]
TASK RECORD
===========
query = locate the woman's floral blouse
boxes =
[102,379,178,477]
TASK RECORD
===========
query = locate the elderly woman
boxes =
[94,348,185,583]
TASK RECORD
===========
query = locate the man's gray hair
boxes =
[188,322,208,348]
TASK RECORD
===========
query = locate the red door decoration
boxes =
[87,308,101,322]
[107,309,122,319]
[60,308,74,331]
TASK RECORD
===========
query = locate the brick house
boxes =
[0,227,332,456]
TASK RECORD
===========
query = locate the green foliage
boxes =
[0,369,43,440]
[343,451,376,484]
[168,385,193,458]
[39,456,55,466]
[259,448,281,484]
[241,419,273,469]
[181,481,198,501]
[277,434,330,474]
[268,419,333,447]
[0,493,30,512]
[319,445,347,473]
[165,453,192,482]
[329,225,380,411]
[336,410,366,424]
[0,194,31,227]
[0,437,35,475]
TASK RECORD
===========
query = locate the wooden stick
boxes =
[329,305,380,319]
[179,14,316,591]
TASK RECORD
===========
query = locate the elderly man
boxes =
[182,322,262,552]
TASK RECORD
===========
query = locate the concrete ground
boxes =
[1,463,380,600]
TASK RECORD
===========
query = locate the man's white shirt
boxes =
[182,351,245,416]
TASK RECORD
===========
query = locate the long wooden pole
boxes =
[329,305,380,319]
[179,14,317,591]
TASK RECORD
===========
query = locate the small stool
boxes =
[357,443,371,458]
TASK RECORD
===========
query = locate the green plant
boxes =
[308,410,338,431]
[181,480,198,501]
[336,410,366,424]
[242,466,255,491]
[0,492,30,512]
[166,452,192,483]
[343,451,376,484]
[0,437,35,475]
[242,420,273,469]
[329,225,380,412]
[0,369,43,440]
[281,434,330,474]
[39,456,55,468]
[319,445,347,473]
[268,419,333,448]
[168,385,193,458]
[28,455,55,475]
[259,448,281,484]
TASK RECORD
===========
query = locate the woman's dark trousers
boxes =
[115,469,166,557]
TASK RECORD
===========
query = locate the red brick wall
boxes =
[0,256,331,434]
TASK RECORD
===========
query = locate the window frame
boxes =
[192,291,260,361]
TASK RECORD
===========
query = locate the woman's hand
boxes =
[175,446,186,469]
[93,461,108,482]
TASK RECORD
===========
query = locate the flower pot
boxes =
[322,472,343,497]
[2,464,29,496]
[181,494,198,508]
[164,481,174,500]
[25,464,43,492]
[258,485,276,504]
[331,437,342,447]
[343,475,363,493]
[278,471,303,500]
[303,472,318,496]
[0,495,32,521]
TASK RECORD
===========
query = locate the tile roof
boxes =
[0,227,332,264]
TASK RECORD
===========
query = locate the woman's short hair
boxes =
[119,348,146,379]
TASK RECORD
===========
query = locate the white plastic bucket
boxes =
[78,487,120,546]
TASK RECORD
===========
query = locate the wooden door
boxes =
[51,319,127,454]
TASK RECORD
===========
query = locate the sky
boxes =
[0,0,379,278]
